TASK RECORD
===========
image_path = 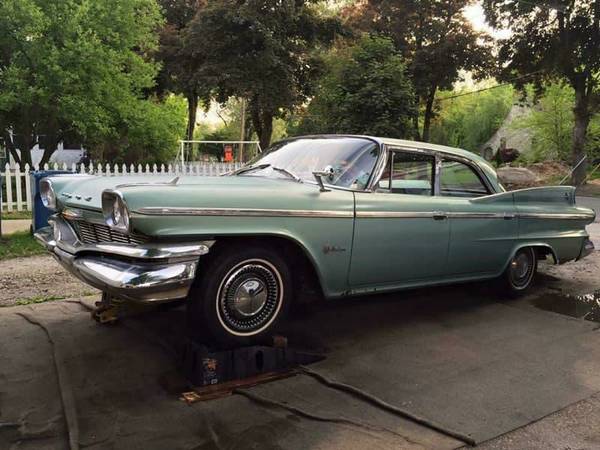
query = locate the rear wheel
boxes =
[187,245,292,346]
[500,247,537,295]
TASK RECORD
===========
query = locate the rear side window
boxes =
[378,151,434,196]
[440,159,489,197]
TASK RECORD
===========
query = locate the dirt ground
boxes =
[0,255,98,306]
[1,250,597,308]
[0,219,31,235]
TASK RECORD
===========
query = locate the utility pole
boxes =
[239,98,246,163]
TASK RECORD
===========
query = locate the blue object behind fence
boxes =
[31,170,72,232]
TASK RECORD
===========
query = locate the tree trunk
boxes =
[40,134,60,168]
[258,110,273,150]
[17,129,34,167]
[412,95,421,141]
[2,131,20,166]
[186,94,198,142]
[249,101,273,151]
[422,85,437,143]
[570,87,590,186]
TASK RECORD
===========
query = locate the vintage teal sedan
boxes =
[35,136,596,343]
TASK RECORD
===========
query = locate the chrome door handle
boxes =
[433,211,447,221]
[503,213,516,220]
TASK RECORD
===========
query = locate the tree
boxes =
[184,0,342,149]
[512,83,600,164]
[292,35,415,137]
[482,0,600,185]
[429,84,514,153]
[345,0,493,142]
[156,0,207,142]
[0,0,163,166]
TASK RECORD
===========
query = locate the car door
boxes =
[350,148,451,288]
[439,156,518,276]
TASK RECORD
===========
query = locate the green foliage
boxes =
[98,95,188,165]
[0,0,170,166]
[512,83,600,164]
[428,84,514,153]
[292,35,415,138]
[482,0,600,184]
[184,0,343,148]
[0,231,46,260]
[2,210,32,220]
[346,0,494,140]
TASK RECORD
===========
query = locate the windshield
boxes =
[237,137,380,190]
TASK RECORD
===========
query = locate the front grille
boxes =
[67,219,149,245]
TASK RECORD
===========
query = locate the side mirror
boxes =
[312,166,335,192]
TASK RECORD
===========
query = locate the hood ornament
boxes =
[115,176,180,189]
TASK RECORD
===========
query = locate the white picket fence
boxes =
[1,161,244,212]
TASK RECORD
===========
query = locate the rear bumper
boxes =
[35,217,211,303]
[577,237,595,261]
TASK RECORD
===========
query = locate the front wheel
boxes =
[187,245,292,346]
[499,247,538,296]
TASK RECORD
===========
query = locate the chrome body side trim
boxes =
[131,207,595,221]
[356,211,595,220]
[356,211,436,219]
[518,212,596,220]
[35,216,212,303]
[134,207,354,218]
[448,212,513,219]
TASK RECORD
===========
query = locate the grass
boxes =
[1,210,32,220]
[14,295,66,306]
[0,231,45,260]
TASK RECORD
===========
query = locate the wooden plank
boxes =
[180,371,297,404]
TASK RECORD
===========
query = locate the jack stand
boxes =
[179,336,324,403]
[92,292,156,324]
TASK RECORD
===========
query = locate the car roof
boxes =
[287,134,502,192]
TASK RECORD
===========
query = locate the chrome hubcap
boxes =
[217,260,283,335]
[230,278,268,318]
[509,249,534,288]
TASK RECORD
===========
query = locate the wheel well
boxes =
[532,245,558,264]
[205,236,324,303]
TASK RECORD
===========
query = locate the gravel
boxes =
[0,255,99,307]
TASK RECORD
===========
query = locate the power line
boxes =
[436,70,545,102]
[512,0,568,13]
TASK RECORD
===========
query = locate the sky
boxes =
[464,2,512,39]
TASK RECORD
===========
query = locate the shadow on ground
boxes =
[2,278,600,449]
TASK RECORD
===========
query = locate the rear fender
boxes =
[501,243,559,275]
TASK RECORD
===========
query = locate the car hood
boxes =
[48,174,353,214]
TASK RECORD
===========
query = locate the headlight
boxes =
[40,179,57,210]
[102,190,130,232]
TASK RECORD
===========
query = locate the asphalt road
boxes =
[577,196,600,222]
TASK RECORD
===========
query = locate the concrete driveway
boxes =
[2,253,600,449]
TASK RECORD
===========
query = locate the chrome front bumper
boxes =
[35,216,212,303]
